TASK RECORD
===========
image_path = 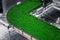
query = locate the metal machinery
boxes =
[31,0,60,28]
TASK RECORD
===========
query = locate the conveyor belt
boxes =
[7,0,60,40]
